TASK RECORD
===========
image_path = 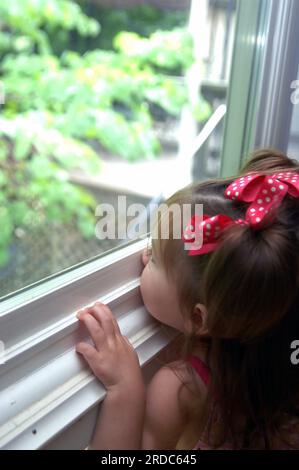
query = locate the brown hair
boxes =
[152,148,299,449]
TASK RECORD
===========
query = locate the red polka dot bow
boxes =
[182,171,299,256]
[224,171,299,228]
[183,214,248,256]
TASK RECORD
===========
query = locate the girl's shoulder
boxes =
[164,357,210,450]
[150,358,206,413]
[142,361,191,449]
[142,358,207,449]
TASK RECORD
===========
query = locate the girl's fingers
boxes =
[77,308,88,318]
[94,303,122,335]
[89,302,118,337]
[76,342,99,375]
[78,312,104,349]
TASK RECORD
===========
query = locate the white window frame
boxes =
[2,0,297,450]
[0,238,178,449]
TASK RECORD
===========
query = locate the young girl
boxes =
[76,148,299,450]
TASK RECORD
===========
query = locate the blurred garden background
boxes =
[0,0,236,298]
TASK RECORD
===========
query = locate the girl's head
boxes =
[140,147,299,448]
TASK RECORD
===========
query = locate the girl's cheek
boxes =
[141,249,151,267]
[139,266,148,302]
[140,266,155,315]
[140,266,151,297]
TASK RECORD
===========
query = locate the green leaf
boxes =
[192,98,213,123]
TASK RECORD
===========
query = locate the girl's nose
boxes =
[142,248,151,267]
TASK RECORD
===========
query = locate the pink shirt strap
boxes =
[188,355,210,387]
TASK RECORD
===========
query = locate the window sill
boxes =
[0,239,177,449]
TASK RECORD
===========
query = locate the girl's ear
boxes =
[184,303,209,336]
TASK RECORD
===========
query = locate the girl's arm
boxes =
[90,378,145,450]
[141,362,195,450]
[76,302,146,450]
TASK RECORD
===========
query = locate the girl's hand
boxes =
[76,302,143,393]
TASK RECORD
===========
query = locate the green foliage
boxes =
[1,29,198,161]
[0,115,100,265]
[0,0,212,267]
[114,29,194,73]
[1,51,162,159]
[0,0,100,55]
[61,3,189,54]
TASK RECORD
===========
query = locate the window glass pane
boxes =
[0,0,237,298]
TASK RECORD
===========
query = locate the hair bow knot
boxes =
[182,171,299,256]
[183,214,248,256]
